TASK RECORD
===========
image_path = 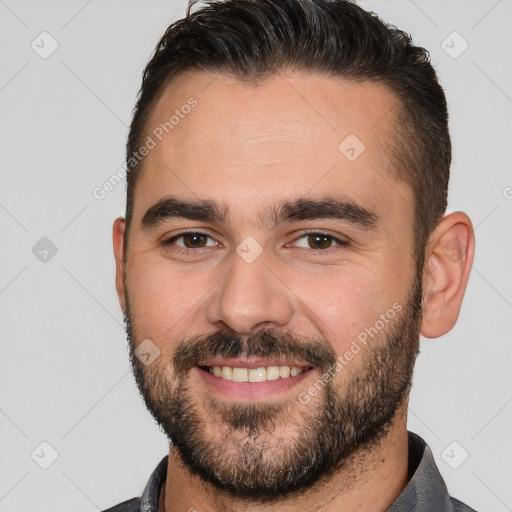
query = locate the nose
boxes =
[206,249,293,335]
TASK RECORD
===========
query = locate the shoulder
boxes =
[100,497,141,512]
[451,496,480,512]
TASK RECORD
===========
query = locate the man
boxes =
[108,0,477,510]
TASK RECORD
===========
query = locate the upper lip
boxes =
[198,358,312,369]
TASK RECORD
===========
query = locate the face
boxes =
[117,72,423,499]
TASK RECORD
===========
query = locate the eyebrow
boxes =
[140,195,378,230]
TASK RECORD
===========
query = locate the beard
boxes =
[124,275,423,502]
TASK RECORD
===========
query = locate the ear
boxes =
[420,211,475,338]
[113,217,127,315]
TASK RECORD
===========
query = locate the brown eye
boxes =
[164,232,217,250]
[307,234,335,249]
[292,232,347,251]
[181,233,209,248]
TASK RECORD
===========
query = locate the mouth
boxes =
[195,359,315,400]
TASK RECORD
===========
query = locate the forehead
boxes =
[135,71,411,225]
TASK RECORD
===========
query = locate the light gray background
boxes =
[1,1,511,511]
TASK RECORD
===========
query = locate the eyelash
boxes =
[162,229,348,253]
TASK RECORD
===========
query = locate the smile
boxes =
[195,359,315,400]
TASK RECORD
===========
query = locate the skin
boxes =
[112,71,475,512]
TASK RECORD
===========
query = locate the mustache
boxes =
[172,329,337,377]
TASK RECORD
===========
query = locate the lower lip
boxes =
[194,367,315,401]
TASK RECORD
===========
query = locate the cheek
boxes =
[293,266,400,352]
[126,258,213,343]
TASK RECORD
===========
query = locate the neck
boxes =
[163,404,409,512]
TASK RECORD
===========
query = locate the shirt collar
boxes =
[387,432,453,511]
[140,455,167,512]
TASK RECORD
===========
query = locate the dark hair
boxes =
[124,0,450,267]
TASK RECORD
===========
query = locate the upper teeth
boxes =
[208,365,306,382]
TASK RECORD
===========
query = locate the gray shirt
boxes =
[102,432,479,512]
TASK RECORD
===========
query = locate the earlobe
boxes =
[420,212,475,339]
[112,217,127,315]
